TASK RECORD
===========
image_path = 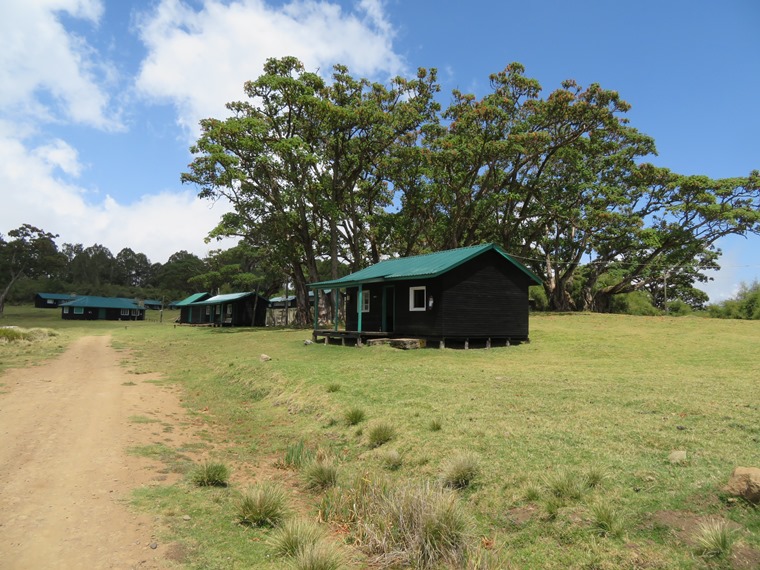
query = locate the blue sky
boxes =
[1,0,758,301]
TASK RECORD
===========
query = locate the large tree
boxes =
[0,224,63,316]
[183,57,439,323]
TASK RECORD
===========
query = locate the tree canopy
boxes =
[183,57,760,320]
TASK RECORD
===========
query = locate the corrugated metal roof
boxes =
[190,292,267,305]
[310,243,542,288]
[59,296,143,309]
[174,293,210,307]
[37,293,78,300]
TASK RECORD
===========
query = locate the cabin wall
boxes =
[61,307,144,320]
[439,250,532,339]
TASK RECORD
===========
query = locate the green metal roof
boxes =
[190,292,267,306]
[310,243,542,289]
[174,293,211,307]
[37,293,78,300]
[59,296,143,310]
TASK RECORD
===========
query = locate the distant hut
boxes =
[188,292,269,327]
[35,293,78,308]
[174,293,211,324]
[60,296,145,321]
[310,243,541,347]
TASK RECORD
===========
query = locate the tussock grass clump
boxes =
[367,422,396,448]
[523,482,542,502]
[303,459,338,490]
[321,476,472,569]
[284,440,314,469]
[440,451,480,489]
[429,418,443,431]
[584,466,608,489]
[589,500,625,538]
[545,468,585,501]
[190,462,230,487]
[0,326,58,343]
[292,541,344,570]
[694,518,736,559]
[344,407,366,426]
[237,483,289,527]
[268,518,326,558]
[381,449,402,471]
[325,383,340,393]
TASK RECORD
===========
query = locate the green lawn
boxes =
[2,306,758,568]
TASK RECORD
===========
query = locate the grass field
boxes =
[1,306,758,568]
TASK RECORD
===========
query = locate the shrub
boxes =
[367,422,396,448]
[237,483,289,527]
[268,518,325,558]
[190,462,230,487]
[284,440,314,469]
[695,518,736,559]
[303,460,338,491]
[344,407,366,426]
[440,451,480,489]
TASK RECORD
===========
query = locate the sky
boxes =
[1,0,758,302]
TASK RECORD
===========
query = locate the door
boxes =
[382,286,395,332]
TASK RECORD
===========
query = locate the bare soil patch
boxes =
[0,335,195,569]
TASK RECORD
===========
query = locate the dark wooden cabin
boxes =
[175,293,211,323]
[35,293,78,308]
[310,243,541,346]
[60,296,145,321]
[183,292,269,327]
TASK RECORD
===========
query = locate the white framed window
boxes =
[120,308,130,316]
[409,286,426,311]
[131,309,139,316]
[73,307,83,315]
[63,307,69,314]
[205,306,211,315]
[215,305,221,315]
[225,304,232,315]
[361,292,370,313]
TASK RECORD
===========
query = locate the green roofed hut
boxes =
[60,296,145,321]
[309,243,541,348]
[182,292,269,327]
[174,292,211,324]
[35,293,79,308]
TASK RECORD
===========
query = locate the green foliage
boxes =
[708,280,760,319]
[237,484,289,527]
[190,462,230,487]
[609,291,661,316]
[367,422,396,448]
[589,500,625,538]
[545,468,586,501]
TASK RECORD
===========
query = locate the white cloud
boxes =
[0,126,232,263]
[135,0,405,137]
[0,0,121,131]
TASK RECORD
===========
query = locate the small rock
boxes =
[676,425,687,430]
[668,450,687,464]
[303,339,313,345]
[182,515,191,521]
[260,354,271,362]
[150,542,158,550]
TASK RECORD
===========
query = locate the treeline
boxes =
[0,224,284,315]
[707,281,760,320]
[183,57,760,322]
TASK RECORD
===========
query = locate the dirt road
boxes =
[0,335,189,569]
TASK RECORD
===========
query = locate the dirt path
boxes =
[0,335,190,569]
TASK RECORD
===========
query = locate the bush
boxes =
[190,462,230,487]
[237,483,289,527]
[440,451,480,489]
[367,422,396,448]
[344,407,366,426]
